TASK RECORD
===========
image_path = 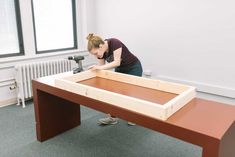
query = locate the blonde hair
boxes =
[86,33,105,51]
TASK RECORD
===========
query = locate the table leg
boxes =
[33,89,81,142]
[218,121,235,157]
[202,142,219,157]
[202,121,235,157]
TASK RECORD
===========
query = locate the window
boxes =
[32,0,77,53]
[0,0,24,58]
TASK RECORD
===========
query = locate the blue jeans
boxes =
[115,60,143,77]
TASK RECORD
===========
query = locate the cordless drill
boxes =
[68,55,85,74]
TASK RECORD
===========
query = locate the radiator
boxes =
[15,59,73,108]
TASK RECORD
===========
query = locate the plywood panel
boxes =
[78,77,177,105]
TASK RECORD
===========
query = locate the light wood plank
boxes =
[55,70,196,120]
[164,87,196,119]
[96,70,190,94]
[62,70,97,82]
[55,78,166,120]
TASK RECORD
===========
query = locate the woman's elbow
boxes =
[115,60,121,67]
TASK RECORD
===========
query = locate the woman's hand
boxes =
[88,65,103,71]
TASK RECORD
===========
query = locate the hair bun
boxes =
[86,33,94,40]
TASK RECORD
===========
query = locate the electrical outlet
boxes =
[143,69,152,78]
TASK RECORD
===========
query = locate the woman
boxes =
[87,33,143,125]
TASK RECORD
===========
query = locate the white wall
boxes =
[1,0,234,107]
[94,0,235,98]
[0,0,97,107]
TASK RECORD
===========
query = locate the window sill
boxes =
[0,49,88,63]
[0,49,89,69]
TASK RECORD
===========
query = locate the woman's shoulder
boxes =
[105,38,123,52]
[106,38,123,48]
[106,38,122,43]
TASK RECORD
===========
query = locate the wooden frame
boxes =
[55,70,196,120]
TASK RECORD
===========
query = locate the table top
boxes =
[78,77,177,105]
[34,72,235,140]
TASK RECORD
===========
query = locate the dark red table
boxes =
[32,74,235,157]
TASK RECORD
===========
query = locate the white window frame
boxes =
[31,0,78,54]
[0,0,24,58]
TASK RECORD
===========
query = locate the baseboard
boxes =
[157,75,235,99]
[0,98,17,108]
